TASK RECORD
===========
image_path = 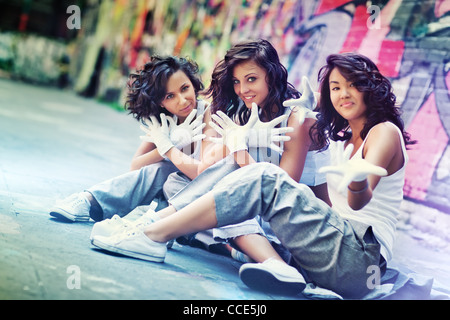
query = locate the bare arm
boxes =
[347,123,404,210]
[130,141,163,171]
[278,108,312,182]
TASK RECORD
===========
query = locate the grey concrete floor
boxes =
[1,78,449,301]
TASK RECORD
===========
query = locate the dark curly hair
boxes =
[312,52,414,149]
[125,55,204,122]
[204,39,299,124]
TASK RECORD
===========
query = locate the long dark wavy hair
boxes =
[311,52,414,149]
[204,39,299,124]
[125,55,204,122]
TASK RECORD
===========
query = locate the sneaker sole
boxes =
[92,238,165,263]
[239,264,306,296]
[49,209,90,222]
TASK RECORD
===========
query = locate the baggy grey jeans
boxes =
[87,161,178,220]
[168,156,240,210]
[211,162,383,299]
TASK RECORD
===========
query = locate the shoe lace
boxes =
[70,197,88,209]
[110,227,141,242]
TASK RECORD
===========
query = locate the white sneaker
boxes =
[239,258,306,295]
[90,210,159,240]
[91,228,167,263]
[49,193,91,222]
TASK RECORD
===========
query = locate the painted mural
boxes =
[1,0,449,211]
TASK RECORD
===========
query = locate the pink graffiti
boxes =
[435,0,450,17]
[315,0,352,15]
[404,93,449,200]
[337,1,405,77]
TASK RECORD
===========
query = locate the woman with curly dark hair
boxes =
[205,39,299,124]
[126,55,204,123]
[312,52,414,150]
[49,55,208,226]
[126,55,206,173]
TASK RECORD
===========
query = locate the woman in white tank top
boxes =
[315,53,415,262]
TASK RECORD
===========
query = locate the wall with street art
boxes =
[1,0,449,212]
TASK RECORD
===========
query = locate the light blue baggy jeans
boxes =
[209,162,384,299]
[86,161,178,220]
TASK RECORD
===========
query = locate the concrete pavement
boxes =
[1,78,449,301]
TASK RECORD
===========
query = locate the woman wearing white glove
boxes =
[49,56,208,224]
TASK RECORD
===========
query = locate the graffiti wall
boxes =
[1,0,449,212]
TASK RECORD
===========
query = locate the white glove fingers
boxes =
[269,144,283,153]
[247,103,259,127]
[192,122,206,135]
[297,107,306,126]
[139,135,154,143]
[271,127,294,135]
[271,135,291,142]
[282,98,302,107]
[160,114,171,133]
[366,164,388,177]
[149,115,159,126]
[184,108,197,124]
[215,111,235,127]
[265,114,289,127]
[166,115,177,127]
[190,117,203,128]
[209,120,225,136]
[191,134,206,142]
[211,113,228,129]
[318,165,343,175]
[300,76,316,110]
[307,111,319,120]
[208,136,223,144]
[142,117,151,128]
[139,124,151,135]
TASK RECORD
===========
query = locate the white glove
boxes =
[247,103,294,153]
[318,144,388,193]
[209,103,258,153]
[140,114,174,157]
[283,76,319,125]
[166,109,206,150]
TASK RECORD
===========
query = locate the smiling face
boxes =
[329,67,367,123]
[161,70,197,122]
[232,60,270,109]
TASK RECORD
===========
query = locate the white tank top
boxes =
[327,122,408,261]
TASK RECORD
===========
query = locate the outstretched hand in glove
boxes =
[140,109,206,157]
[318,144,388,193]
[140,114,175,157]
[208,103,259,153]
[166,109,206,151]
[283,76,319,125]
[247,103,294,153]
